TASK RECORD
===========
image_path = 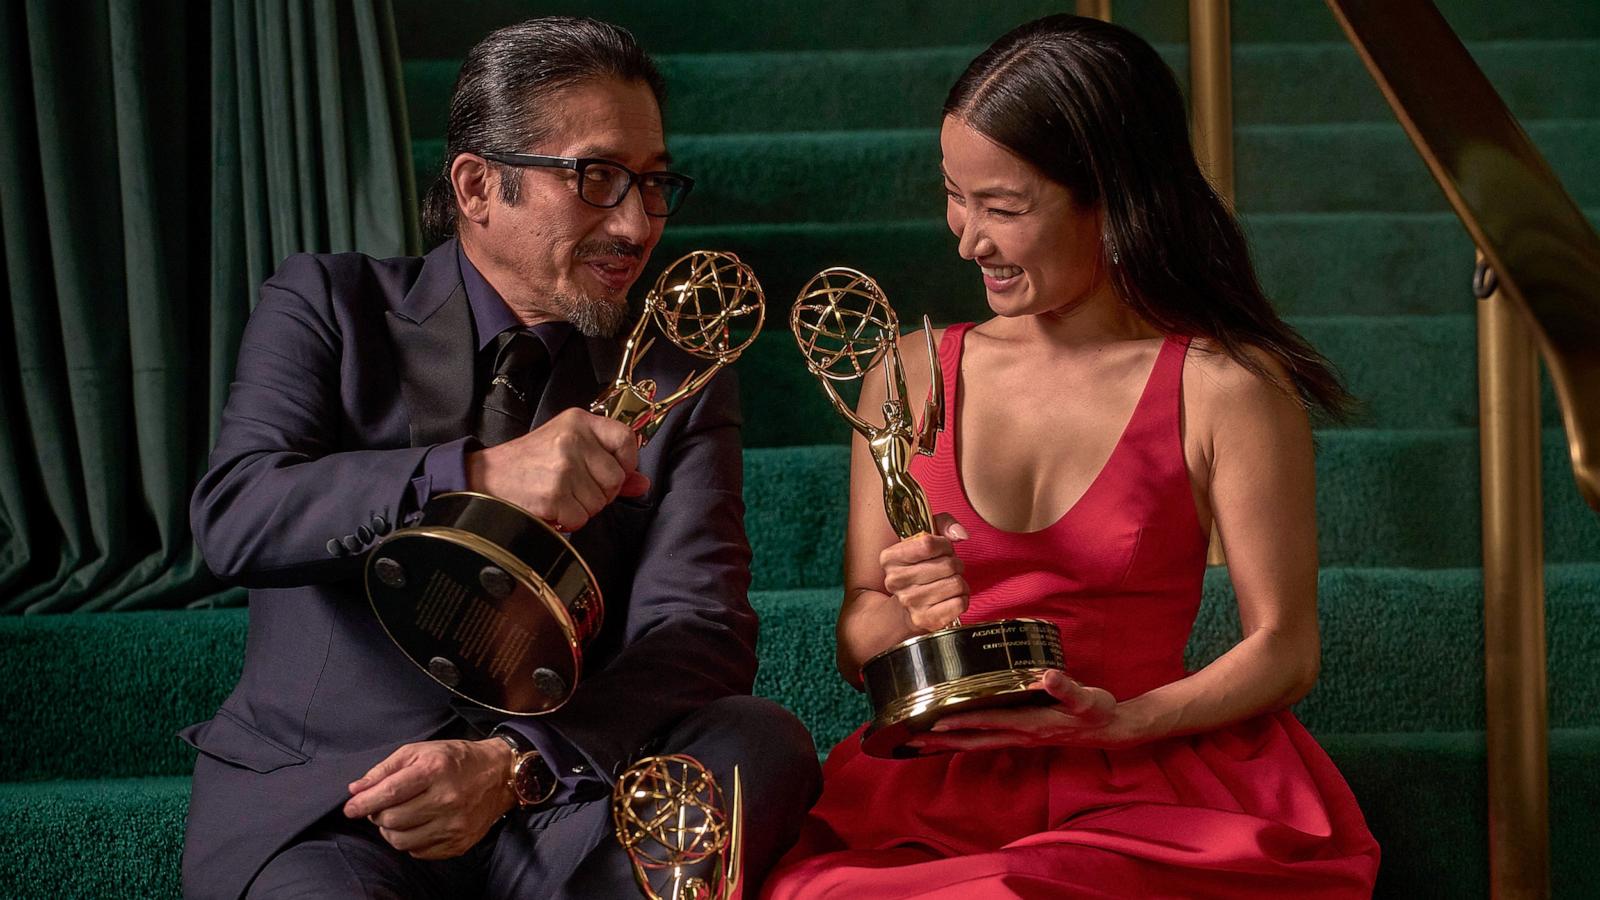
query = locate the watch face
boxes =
[514,754,549,805]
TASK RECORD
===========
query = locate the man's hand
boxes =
[466,408,651,531]
[343,738,516,860]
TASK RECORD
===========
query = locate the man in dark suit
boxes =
[181,17,819,899]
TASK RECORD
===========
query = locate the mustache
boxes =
[574,239,645,261]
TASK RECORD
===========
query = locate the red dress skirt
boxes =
[762,326,1379,899]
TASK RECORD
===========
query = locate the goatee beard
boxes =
[559,291,629,338]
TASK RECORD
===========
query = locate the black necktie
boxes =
[475,330,548,446]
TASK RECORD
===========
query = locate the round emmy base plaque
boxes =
[364,492,603,714]
[859,618,1066,759]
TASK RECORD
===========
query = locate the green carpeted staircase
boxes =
[4,2,1597,896]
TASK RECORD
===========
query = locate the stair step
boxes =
[405,40,1600,137]
[411,119,1599,223]
[0,776,188,899]
[5,734,1600,899]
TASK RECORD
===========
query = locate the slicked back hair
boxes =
[420,16,666,247]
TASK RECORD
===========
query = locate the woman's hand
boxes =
[879,513,970,633]
[906,670,1139,752]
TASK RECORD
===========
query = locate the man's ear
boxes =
[450,153,496,226]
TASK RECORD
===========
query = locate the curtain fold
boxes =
[1,0,419,613]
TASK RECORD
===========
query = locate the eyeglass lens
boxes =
[578,162,688,216]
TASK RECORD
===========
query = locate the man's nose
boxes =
[604,186,653,244]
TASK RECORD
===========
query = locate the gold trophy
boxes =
[612,754,743,900]
[365,251,765,714]
[792,268,1065,759]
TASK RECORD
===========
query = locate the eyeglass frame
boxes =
[477,151,695,217]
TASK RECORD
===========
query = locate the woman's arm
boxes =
[1113,345,1322,739]
[914,346,1321,750]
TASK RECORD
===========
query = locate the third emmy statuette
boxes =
[791,267,1065,758]
[365,251,765,714]
[613,754,743,900]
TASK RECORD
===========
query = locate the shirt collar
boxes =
[456,240,573,360]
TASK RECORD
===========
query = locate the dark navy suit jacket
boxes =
[180,239,757,900]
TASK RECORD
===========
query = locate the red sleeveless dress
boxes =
[762,325,1380,899]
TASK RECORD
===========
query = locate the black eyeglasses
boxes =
[479,152,694,217]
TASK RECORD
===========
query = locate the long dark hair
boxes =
[945,15,1351,417]
[420,17,666,247]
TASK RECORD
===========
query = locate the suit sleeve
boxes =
[500,368,757,787]
[191,255,442,589]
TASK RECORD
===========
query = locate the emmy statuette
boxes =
[364,251,765,714]
[612,754,743,900]
[791,268,1065,759]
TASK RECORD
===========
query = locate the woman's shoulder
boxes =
[1184,338,1308,432]
[1186,338,1296,398]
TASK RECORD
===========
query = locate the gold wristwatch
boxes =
[494,732,556,808]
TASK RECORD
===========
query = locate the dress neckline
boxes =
[945,324,1175,537]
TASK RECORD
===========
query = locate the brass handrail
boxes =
[1189,0,1236,204]
[1476,248,1550,900]
[1074,0,1110,22]
[1328,2,1600,898]
[1326,0,1600,510]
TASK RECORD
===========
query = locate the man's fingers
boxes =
[344,766,429,819]
[378,821,470,861]
[349,748,408,794]
[565,469,611,520]
[377,823,428,854]
[618,470,651,497]
[583,413,641,469]
[369,795,436,832]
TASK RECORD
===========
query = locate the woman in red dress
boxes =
[763,15,1380,899]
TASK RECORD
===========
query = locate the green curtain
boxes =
[0,0,419,613]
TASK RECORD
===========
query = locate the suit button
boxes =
[326,538,346,557]
[371,515,390,535]
[357,525,374,544]
[342,534,363,554]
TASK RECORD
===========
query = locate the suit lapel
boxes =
[386,240,477,448]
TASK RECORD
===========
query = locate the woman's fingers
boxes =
[881,554,963,594]
[933,512,969,542]
[1032,671,1117,723]
[879,532,956,571]
[907,592,968,632]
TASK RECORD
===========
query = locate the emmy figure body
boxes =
[763,15,1378,899]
